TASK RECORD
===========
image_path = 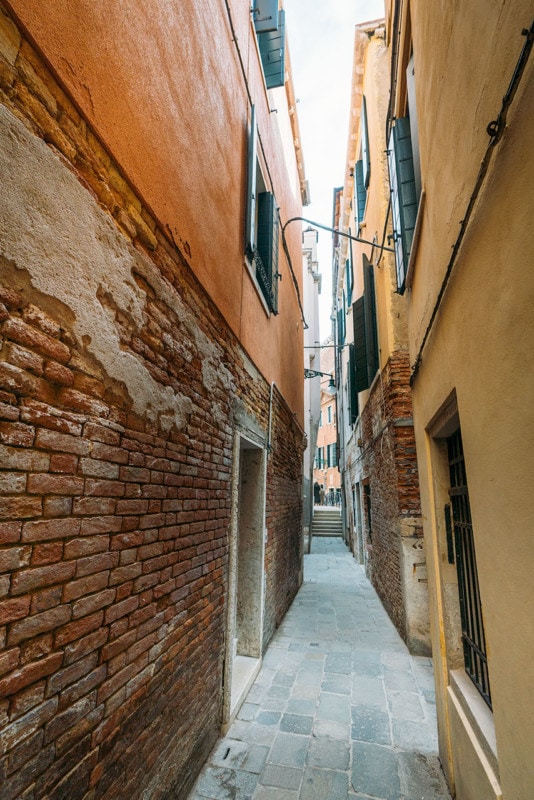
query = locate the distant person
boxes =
[320,484,325,505]
[313,481,321,504]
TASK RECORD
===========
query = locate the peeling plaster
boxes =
[0,106,233,428]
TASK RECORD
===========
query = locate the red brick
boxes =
[49,453,78,474]
[43,496,73,517]
[46,652,98,696]
[0,420,35,446]
[64,536,109,560]
[43,359,74,386]
[0,443,49,472]
[35,427,90,456]
[5,729,44,776]
[0,648,20,679]
[0,401,19,421]
[0,285,23,310]
[57,664,106,711]
[91,441,129,463]
[27,474,84,495]
[116,499,149,514]
[0,362,54,402]
[84,422,121,445]
[72,588,115,620]
[58,388,109,417]
[75,552,119,578]
[21,304,61,338]
[62,571,109,602]
[54,610,104,647]
[0,546,31,571]
[11,562,75,595]
[0,652,63,699]
[0,697,58,753]
[79,516,122,536]
[4,341,44,376]
[30,586,62,614]
[0,522,22,544]
[84,479,125,497]
[104,595,139,624]
[64,628,108,665]
[0,495,43,520]
[9,681,47,721]
[72,496,116,515]
[44,691,97,743]
[21,517,81,543]
[109,563,142,585]
[31,542,64,566]
[2,317,70,362]
[79,457,119,479]
[0,596,31,625]
[19,633,54,666]
[8,605,71,645]
[20,404,83,436]
[110,531,143,550]
[0,472,27,493]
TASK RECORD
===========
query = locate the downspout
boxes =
[267,381,275,456]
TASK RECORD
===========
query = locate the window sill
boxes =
[244,257,272,318]
[448,669,498,776]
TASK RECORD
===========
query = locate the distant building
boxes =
[313,335,341,506]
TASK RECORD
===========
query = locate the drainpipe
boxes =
[267,381,275,455]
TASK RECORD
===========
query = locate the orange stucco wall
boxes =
[6,0,304,421]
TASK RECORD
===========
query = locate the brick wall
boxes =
[361,351,423,643]
[0,7,304,798]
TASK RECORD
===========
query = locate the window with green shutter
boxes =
[387,116,419,293]
[354,160,366,227]
[256,9,286,89]
[245,106,280,314]
[348,343,358,425]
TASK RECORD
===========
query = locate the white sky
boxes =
[283,0,386,339]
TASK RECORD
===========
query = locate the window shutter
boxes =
[363,255,378,385]
[258,10,286,89]
[332,442,337,467]
[345,254,353,307]
[245,106,257,255]
[361,96,370,189]
[256,191,279,313]
[337,307,345,347]
[252,0,279,33]
[388,117,418,293]
[354,160,366,226]
[352,296,369,393]
[348,343,358,424]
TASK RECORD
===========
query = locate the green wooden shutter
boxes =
[361,96,370,188]
[348,343,358,424]
[363,255,378,385]
[245,106,257,255]
[353,296,369,393]
[345,253,353,307]
[387,117,418,293]
[253,0,279,33]
[258,10,286,89]
[354,160,366,226]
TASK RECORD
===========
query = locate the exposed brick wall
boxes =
[0,8,304,799]
[361,351,422,643]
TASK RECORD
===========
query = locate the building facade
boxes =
[313,336,341,506]
[0,1,307,798]
[333,21,430,655]
[384,2,534,798]
[302,227,321,535]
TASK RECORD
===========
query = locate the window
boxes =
[252,2,286,89]
[319,410,323,428]
[245,106,280,313]
[352,255,379,392]
[446,429,492,708]
[387,117,419,294]
[327,405,332,424]
[315,447,324,469]
[347,343,358,425]
[326,443,337,468]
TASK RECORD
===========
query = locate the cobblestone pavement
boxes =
[187,537,452,799]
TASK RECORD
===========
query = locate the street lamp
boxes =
[304,369,336,395]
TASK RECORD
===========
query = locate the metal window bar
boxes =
[447,430,492,708]
[250,248,274,310]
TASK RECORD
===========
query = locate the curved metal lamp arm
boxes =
[282,217,395,253]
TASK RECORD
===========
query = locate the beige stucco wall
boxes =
[405,2,534,797]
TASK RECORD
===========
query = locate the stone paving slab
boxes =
[187,537,451,800]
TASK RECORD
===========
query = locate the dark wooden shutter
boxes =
[354,160,366,226]
[361,96,370,188]
[348,343,358,424]
[245,106,257,255]
[387,117,418,293]
[353,296,369,393]
[256,192,279,313]
[363,255,378,385]
[258,10,286,89]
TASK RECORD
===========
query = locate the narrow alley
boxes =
[188,537,451,800]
